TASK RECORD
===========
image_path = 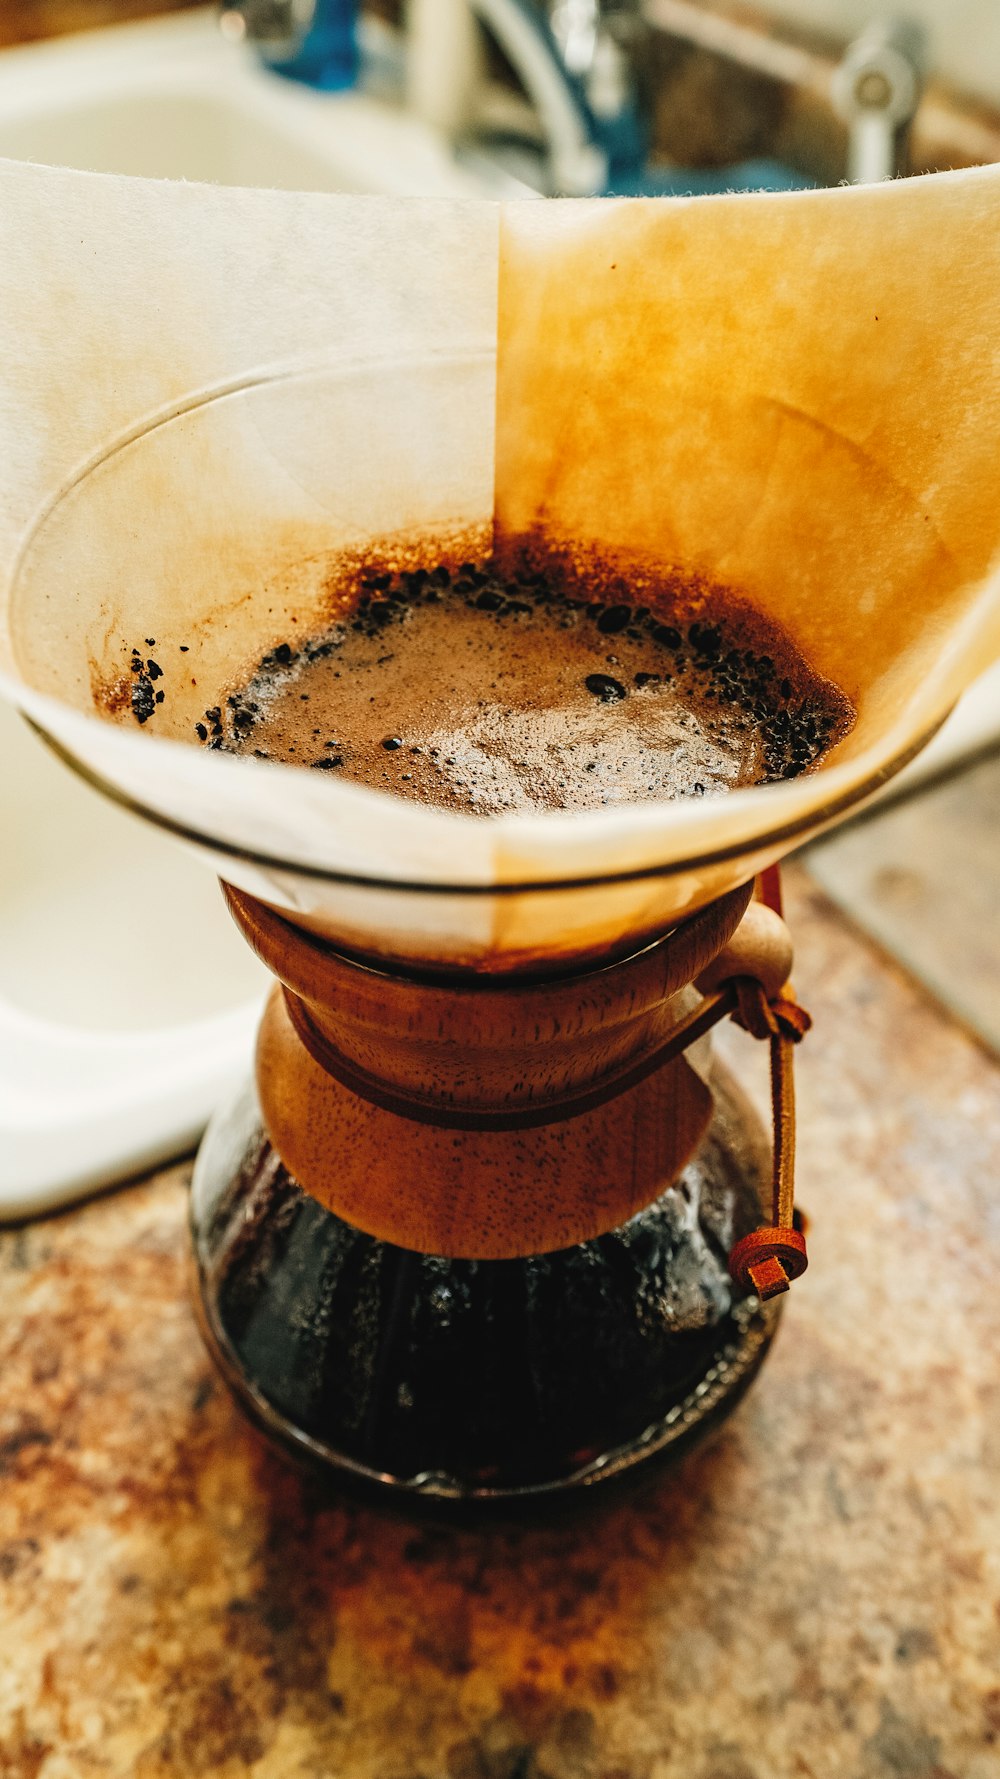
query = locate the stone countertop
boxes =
[2,866,999,1779]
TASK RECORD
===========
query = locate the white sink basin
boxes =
[0,7,485,196]
[0,6,485,1220]
[0,84,378,191]
[0,695,267,1218]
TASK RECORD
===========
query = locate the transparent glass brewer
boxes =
[2,350,995,1498]
[2,350,970,976]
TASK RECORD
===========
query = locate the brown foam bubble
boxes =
[203,558,853,815]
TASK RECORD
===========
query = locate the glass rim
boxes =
[12,352,948,900]
[28,711,946,899]
[10,348,493,589]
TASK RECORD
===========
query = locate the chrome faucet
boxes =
[831,17,926,184]
[407,0,647,194]
[220,0,644,195]
[452,0,616,194]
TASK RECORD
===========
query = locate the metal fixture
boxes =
[407,0,645,195]
[462,0,609,193]
[219,0,315,52]
[220,0,645,195]
[832,17,926,184]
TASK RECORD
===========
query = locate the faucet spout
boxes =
[448,0,609,195]
[832,17,926,184]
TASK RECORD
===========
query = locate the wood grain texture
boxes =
[232,885,750,1256]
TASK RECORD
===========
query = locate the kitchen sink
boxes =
[0,6,483,1218]
[0,85,385,190]
[0,7,484,195]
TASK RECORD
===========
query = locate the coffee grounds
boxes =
[202,561,850,814]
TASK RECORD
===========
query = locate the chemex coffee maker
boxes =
[3,161,1000,1500]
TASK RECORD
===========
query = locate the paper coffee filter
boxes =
[490,164,1000,893]
[496,167,1000,734]
[1,158,999,967]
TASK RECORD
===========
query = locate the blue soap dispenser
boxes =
[264,0,360,92]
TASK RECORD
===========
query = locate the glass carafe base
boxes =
[190,1077,781,1502]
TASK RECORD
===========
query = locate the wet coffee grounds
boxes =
[129,638,165,725]
[200,562,849,814]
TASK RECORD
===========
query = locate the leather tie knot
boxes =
[728,1225,808,1298]
[722,872,813,1302]
[732,977,812,1044]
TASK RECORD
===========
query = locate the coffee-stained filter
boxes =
[1,161,998,967]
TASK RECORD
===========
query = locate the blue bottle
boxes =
[265,0,359,92]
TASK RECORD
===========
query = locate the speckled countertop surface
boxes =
[2,866,999,1779]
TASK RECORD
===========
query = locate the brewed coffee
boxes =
[186,554,846,1493]
[200,561,850,809]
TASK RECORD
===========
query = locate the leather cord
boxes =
[727,868,810,1301]
[283,870,812,1295]
[283,978,740,1133]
